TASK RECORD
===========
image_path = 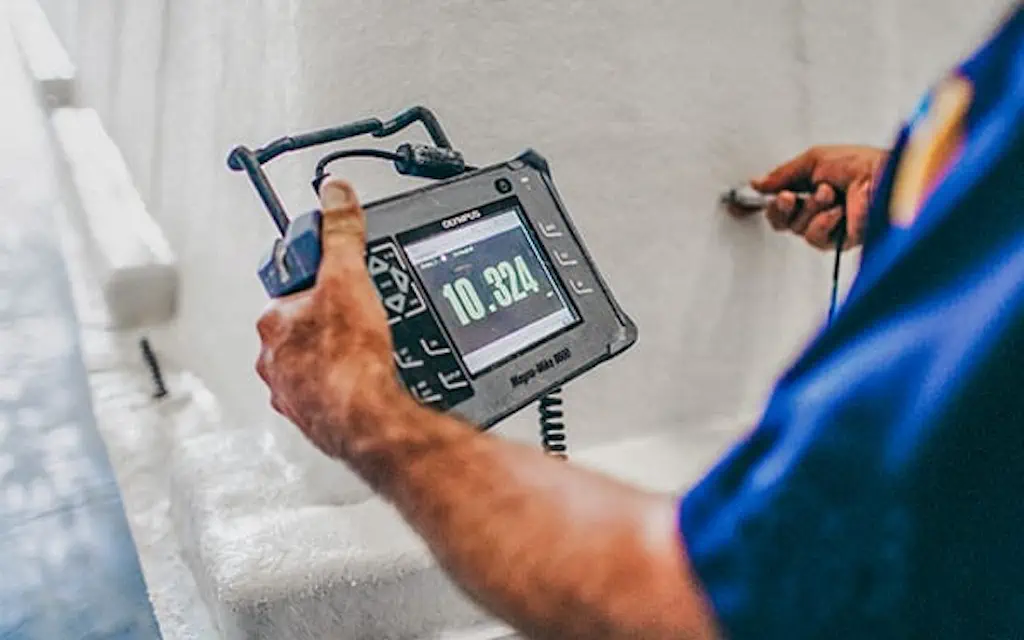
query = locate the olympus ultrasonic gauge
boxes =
[228,107,637,456]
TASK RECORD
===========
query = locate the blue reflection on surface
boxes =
[0,16,161,637]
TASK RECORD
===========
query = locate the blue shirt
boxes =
[681,9,1024,639]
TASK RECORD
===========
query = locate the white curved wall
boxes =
[38,1,1014,636]
[43,0,1012,494]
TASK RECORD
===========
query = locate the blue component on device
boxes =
[257,209,322,297]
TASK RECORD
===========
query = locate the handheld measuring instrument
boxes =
[228,107,637,454]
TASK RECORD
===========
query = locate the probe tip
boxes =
[721,184,774,210]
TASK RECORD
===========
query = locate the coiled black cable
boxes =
[539,389,568,460]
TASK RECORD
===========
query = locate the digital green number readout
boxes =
[439,255,541,326]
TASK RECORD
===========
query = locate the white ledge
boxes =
[50,108,178,329]
[168,401,745,639]
[7,0,75,108]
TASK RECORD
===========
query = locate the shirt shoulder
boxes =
[864,7,1023,247]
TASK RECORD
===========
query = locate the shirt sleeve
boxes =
[680,342,920,639]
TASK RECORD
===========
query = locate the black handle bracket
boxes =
[226,106,457,234]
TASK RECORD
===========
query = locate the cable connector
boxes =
[394,143,466,180]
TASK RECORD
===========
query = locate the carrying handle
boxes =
[226,107,455,235]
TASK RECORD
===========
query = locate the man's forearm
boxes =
[342,395,719,640]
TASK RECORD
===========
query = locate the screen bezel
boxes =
[362,154,638,429]
[398,197,581,378]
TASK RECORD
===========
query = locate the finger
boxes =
[255,348,272,384]
[788,198,815,235]
[274,394,302,425]
[270,394,287,416]
[256,306,283,343]
[766,191,798,230]
[269,393,300,424]
[811,182,837,213]
[789,183,836,235]
[751,148,818,193]
[845,178,872,246]
[804,207,844,250]
[318,178,367,274]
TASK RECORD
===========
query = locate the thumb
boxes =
[318,178,366,272]
[751,148,817,193]
[845,178,873,245]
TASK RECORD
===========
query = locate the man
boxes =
[255,8,1022,639]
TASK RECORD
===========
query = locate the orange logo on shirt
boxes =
[890,75,974,228]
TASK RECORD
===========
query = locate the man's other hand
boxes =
[744,145,889,250]
[255,179,405,460]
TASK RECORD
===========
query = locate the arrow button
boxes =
[367,254,390,276]
[391,268,410,293]
[383,293,406,315]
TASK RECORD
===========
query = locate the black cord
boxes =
[828,218,847,324]
[314,148,403,177]
[312,148,405,193]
